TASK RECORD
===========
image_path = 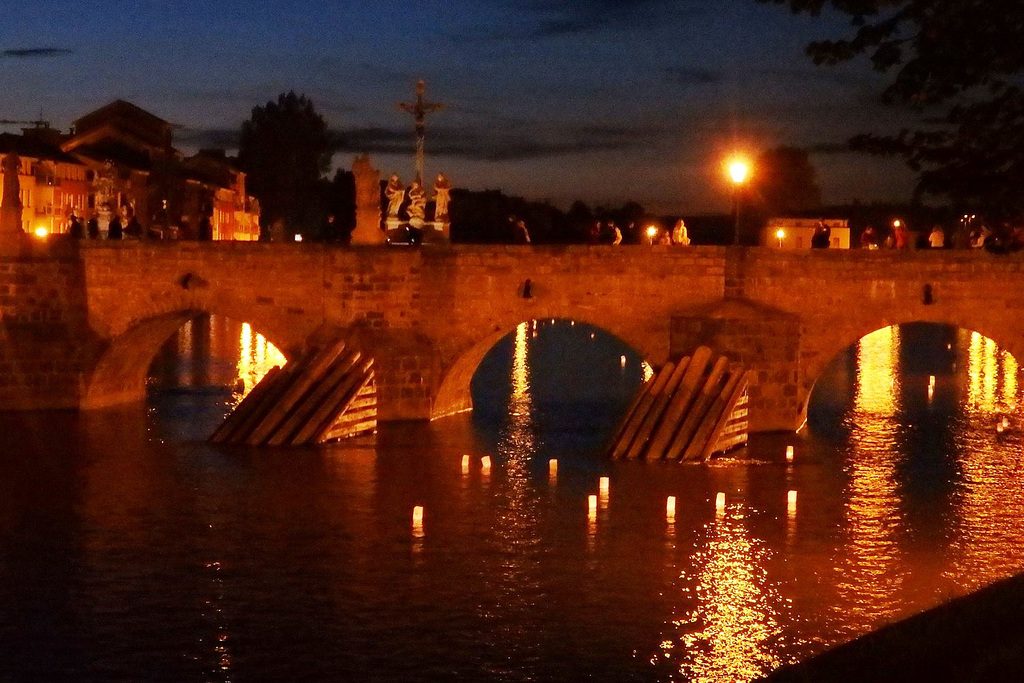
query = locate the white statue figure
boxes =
[385,174,405,218]
[433,173,452,221]
[406,180,427,222]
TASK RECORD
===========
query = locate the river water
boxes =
[0,316,1020,682]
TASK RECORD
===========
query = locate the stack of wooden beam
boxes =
[609,346,752,461]
[209,339,376,446]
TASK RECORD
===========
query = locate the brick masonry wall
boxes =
[2,242,1022,431]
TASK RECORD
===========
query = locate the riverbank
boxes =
[760,572,1024,682]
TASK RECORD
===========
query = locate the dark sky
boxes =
[0,0,918,213]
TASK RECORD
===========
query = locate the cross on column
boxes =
[397,79,444,184]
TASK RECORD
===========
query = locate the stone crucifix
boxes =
[397,79,444,184]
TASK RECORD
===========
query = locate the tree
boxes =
[752,146,822,215]
[238,92,334,236]
[760,0,1024,217]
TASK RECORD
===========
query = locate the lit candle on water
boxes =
[412,506,424,536]
[786,445,794,462]
[461,455,470,474]
[666,496,676,523]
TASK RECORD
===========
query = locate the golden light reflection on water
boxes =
[835,325,905,634]
[661,507,785,682]
[946,329,1024,591]
[236,322,287,399]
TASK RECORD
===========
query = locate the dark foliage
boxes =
[237,92,336,236]
[751,146,822,216]
[760,0,1024,218]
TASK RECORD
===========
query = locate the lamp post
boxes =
[729,160,748,246]
[776,228,785,249]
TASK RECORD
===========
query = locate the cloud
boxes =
[337,121,656,161]
[495,0,704,38]
[2,47,72,58]
[662,67,723,88]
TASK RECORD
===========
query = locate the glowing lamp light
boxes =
[461,454,470,475]
[412,505,424,536]
[729,161,748,184]
[620,355,627,368]
[786,445,794,462]
[33,226,48,238]
[666,496,677,522]
[294,234,303,242]
[646,225,658,239]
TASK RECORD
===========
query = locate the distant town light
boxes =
[33,226,48,238]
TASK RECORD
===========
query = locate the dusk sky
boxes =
[0,0,920,213]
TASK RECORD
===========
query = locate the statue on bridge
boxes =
[385,174,405,219]
[1,152,24,236]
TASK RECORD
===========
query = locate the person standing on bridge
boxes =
[107,214,123,240]
[929,225,946,249]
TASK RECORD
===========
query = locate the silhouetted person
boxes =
[198,216,212,241]
[860,225,878,249]
[124,216,143,239]
[68,215,84,239]
[811,222,829,248]
[108,216,123,240]
[87,216,100,239]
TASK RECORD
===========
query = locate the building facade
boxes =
[0,100,259,240]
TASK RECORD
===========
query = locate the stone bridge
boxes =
[2,240,1022,432]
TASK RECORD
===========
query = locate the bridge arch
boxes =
[800,315,1023,427]
[431,317,658,421]
[81,305,302,409]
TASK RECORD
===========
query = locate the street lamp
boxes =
[776,228,785,248]
[646,225,659,245]
[729,160,749,245]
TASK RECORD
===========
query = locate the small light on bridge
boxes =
[786,445,794,462]
[646,225,658,243]
[892,219,902,228]
[294,234,303,242]
[775,228,785,248]
[620,355,627,368]
[666,496,676,523]
[590,333,595,340]
[461,454,470,474]
[481,456,491,473]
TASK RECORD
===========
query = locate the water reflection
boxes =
[662,505,785,682]
[834,326,906,634]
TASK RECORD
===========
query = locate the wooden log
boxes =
[264,349,362,446]
[684,368,744,461]
[666,356,730,461]
[645,346,713,459]
[225,349,320,444]
[700,370,754,460]
[290,361,375,446]
[245,338,349,446]
[310,365,376,444]
[209,366,283,443]
[625,356,690,460]
[610,361,674,460]
[608,370,654,450]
